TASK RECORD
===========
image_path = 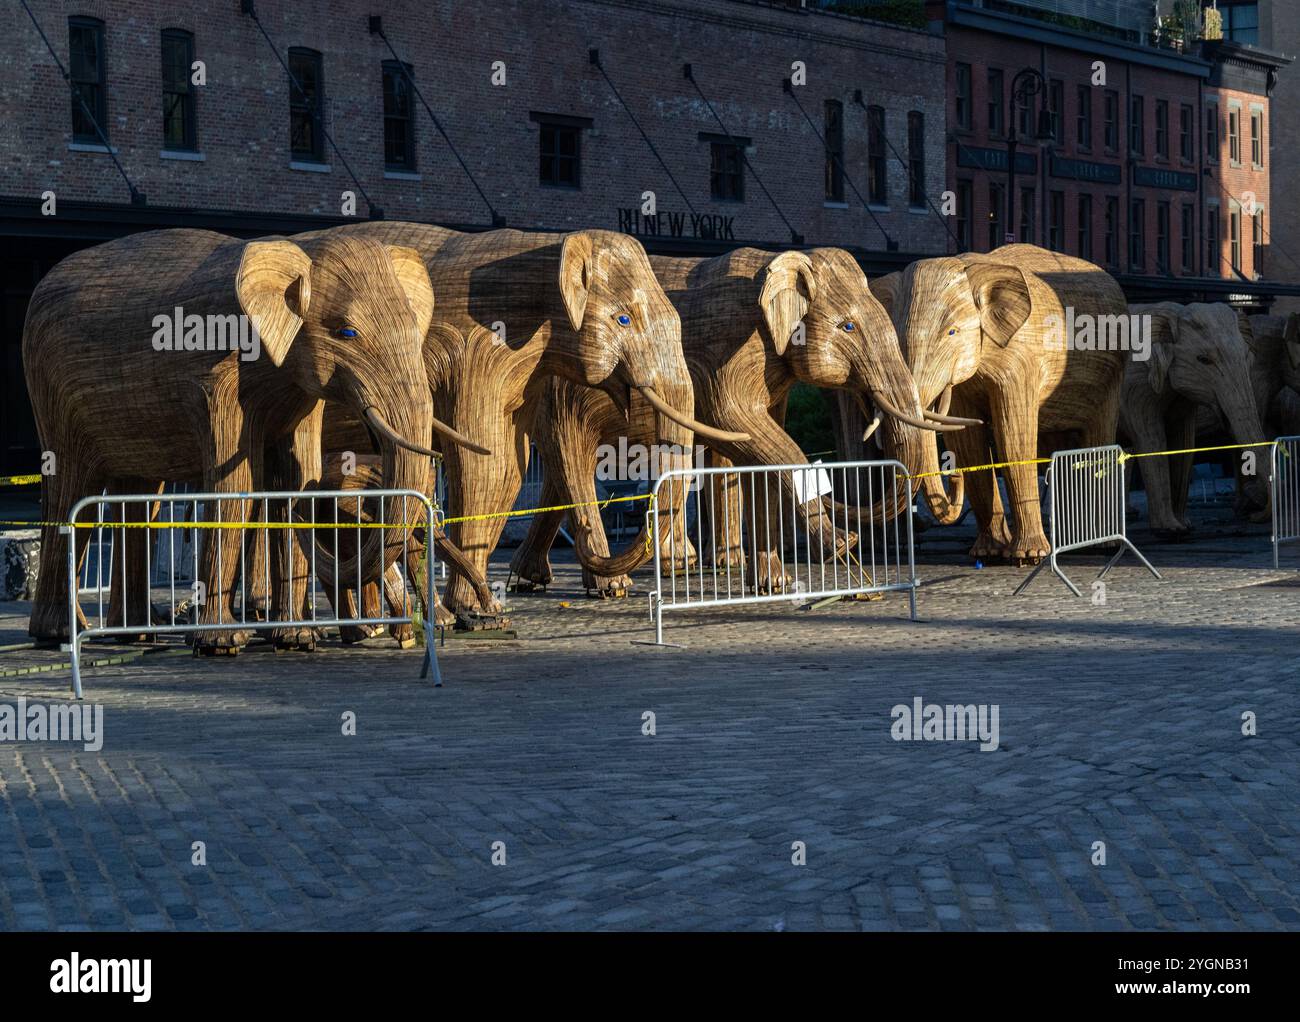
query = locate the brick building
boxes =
[936,0,1291,303]
[0,0,952,476]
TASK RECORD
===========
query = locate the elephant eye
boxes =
[615,313,632,327]
[948,329,956,336]
[841,321,856,332]
[335,327,359,339]
[1197,354,1214,365]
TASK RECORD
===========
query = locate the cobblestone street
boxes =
[1,506,1297,932]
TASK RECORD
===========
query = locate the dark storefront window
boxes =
[956,179,972,250]
[1181,204,1194,272]
[1207,206,1221,276]
[1129,198,1145,271]
[1076,85,1092,148]
[824,99,844,202]
[1019,186,1034,244]
[1129,95,1144,156]
[1179,104,1194,162]
[1103,90,1119,151]
[161,29,196,151]
[288,47,324,162]
[1048,79,1064,142]
[867,105,887,205]
[988,182,1005,251]
[1157,201,1170,272]
[538,115,589,189]
[1155,100,1168,159]
[69,17,107,143]
[382,61,416,171]
[1105,196,1120,267]
[1049,191,1065,252]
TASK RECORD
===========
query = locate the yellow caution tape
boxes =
[0,474,41,486]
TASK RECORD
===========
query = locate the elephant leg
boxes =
[380,564,415,648]
[1166,414,1197,528]
[509,463,565,592]
[1127,415,1183,535]
[989,394,1049,565]
[105,488,159,641]
[706,452,746,576]
[268,403,323,651]
[942,416,1007,560]
[29,458,101,643]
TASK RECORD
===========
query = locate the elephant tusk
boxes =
[862,412,882,442]
[874,392,964,432]
[364,407,491,459]
[429,414,493,457]
[636,385,751,444]
[924,410,983,427]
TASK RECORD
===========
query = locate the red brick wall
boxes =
[2,0,949,253]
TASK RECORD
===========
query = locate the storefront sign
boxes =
[1049,155,1122,185]
[617,209,737,240]
[956,146,1036,175]
[1133,166,1198,192]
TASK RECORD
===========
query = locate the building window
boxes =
[1181,203,1194,272]
[1179,104,1194,162]
[288,47,324,162]
[1230,207,1242,273]
[988,68,1004,135]
[1105,196,1120,267]
[708,139,743,201]
[1206,206,1221,276]
[1103,90,1119,151]
[1251,109,1264,168]
[1129,198,1145,271]
[1253,210,1265,277]
[382,61,416,171]
[988,182,1005,251]
[1228,107,1241,164]
[955,63,972,131]
[1049,191,1065,252]
[161,29,196,151]
[824,100,844,202]
[1157,201,1170,272]
[1049,79,1064,142]
[907,111,925,209]
[867,105,887,206]
[1019,186,1034,244]
[69,16,107,143]
[536,116,587,189]
[1077,194,1093,261]
[956,179,972,250]
[1221,1,1260,45]
[1155,100,1168,159]
[1129,95,1144,155]
[1076,85,1092,148]
[1206,104,1219,160]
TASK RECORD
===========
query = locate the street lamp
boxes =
[1005,68,1056,249]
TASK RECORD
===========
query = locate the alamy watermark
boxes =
[595,438,706,491]
[151,306,261,362]
[890,696,999,752]
[1043,308,1151,362]
[0,697,104,752]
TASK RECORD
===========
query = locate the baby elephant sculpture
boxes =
[1121,302,1267,537]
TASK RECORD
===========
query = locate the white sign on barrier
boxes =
[791,461,833,505]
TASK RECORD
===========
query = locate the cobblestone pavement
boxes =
[1,502,1297,931]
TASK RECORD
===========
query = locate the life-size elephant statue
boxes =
[873,244,1129,564]
[307,222,733,627]
[508,246,955,594]
[1121,302,1268,536]
[1240,313,1300,439]
[23,228,454,649]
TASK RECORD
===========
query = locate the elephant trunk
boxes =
[571,378,699,578]
[1222,386,1270,506]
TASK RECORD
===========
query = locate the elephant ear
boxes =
[386,245,434,336]
[869,272,902,321]
[559,232,598,331]
[236,240,312,368]
[1286,314,1300,371]
[1146,306,1178,396]
[760,250,816,357]
[965,262,1031,348]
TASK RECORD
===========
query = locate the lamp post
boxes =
[1005,68,1056,248]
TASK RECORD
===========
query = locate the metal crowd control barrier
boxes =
[645,460,918,644]
[1014,444,1160,597]
[64,488,440,698]
[1272,435,1300,568]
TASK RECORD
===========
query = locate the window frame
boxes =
[536,115,587,190]
[1129,94,1144,156]
[705,136,744,202]
[288,46,325,163]
[1129,197,1146,272]
[161,28,197,152]
[1103,90,1119,152]
[824,99,845,203]
[69,16,108,144]
[867,105,888,206]
[1077,193,1093,262]
[1155,99,1169,159]
[987,68,1004,136]
[954,63,972,132]
[907,110,925,210]
[382,59,417,172]
[1076,84,1092,149]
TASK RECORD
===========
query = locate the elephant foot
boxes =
[273,626,319,652]
[754,551,792,594]
[712,548,746,575]
[390,622,416,649]
[454,608,511,632]
[1152,525,1192,543]
[969,531,1010,563]
[582,571,632,598]
[508,552,553,590]
[193,629,251,656]
[340,621,379,644]
[1007,532,1051,566]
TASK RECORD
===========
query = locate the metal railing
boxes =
[1272,436,1300,568]
[64,488,440,698]
[645,460,918,644]
[1014,444,1160,597]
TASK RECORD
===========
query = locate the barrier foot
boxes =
[68,637,84,700]
[1097,539,1162,582]
[1014,555,1083,598]
[419,622,443,687]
